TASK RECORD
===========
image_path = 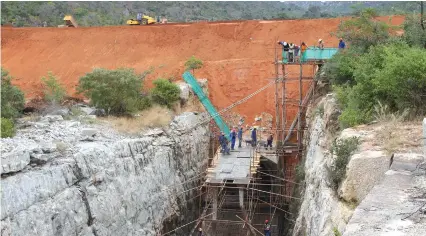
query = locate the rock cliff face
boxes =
[292,94,353,236]
[292,94,425,236]
[1,112,210,236]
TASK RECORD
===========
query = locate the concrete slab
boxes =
[206,145,257,185]
[236,151,251,158]
[220,164,233,173]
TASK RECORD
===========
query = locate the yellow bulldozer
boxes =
[126,13,167,25]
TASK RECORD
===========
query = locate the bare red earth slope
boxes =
[1,16,404,121]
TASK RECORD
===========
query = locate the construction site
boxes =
[1,15,413,236]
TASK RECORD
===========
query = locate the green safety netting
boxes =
[182,71,231,140]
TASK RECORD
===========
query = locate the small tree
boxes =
[184,55,203,75]
[1,67,25,119]
[151,79,180,108]
[334,8,391,52]
[41,72,67,104]
[77,68,143,115]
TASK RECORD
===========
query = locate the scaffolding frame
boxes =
[161,42,322,236]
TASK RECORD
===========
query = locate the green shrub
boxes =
[329,137,360,191]
[184,56,203,75]
[41,72,67,104]
[322,49,358,85]
[1,68,25,119]
[151,79,180,108]
[77,68,143,115]
[1,118,15,138]
[138,96,153,110]
[403,14,426,49]
[331,42,426,127]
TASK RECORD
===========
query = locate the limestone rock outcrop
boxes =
[292,94,425,236]
[1,112,210,236]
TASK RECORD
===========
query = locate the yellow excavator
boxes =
[126,13,167,25]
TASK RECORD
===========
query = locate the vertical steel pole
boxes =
[274,39,281,145]
[298,64,303,155]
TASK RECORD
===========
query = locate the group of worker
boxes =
[277,41,308,63]
[277,38,346,63]
[219,126,275,154]
[218,126,254,154]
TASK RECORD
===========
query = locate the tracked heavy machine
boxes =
[63,15,78,27]
[126,13,167,25]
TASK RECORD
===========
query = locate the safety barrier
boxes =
[182,71,231,140]
[281,47,339,63]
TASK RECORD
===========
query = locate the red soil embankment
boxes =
[1,16,404,122]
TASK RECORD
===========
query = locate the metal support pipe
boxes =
[298,63,303,150]
[239,188,244,209]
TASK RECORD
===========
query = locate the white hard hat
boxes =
[283,42,288,46]
[318,39,322,42]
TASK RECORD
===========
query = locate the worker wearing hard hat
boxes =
[219,132,230,155]
[277,41,290,63]
[318,39,324,49]
[338,38,346,49]
[264,219,271,236]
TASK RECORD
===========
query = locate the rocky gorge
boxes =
[292,94,426,236]
[1,111,210,236]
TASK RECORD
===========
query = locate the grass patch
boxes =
[371,101,415,154]
[81,116,98,125]
[1,118,15,138]
[21,113,40,122]
[373,101,409,123]
[102,105,173,134]
[70,107,84,116]
[333,227,342,236]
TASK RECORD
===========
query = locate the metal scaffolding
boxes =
[161,42,324,236]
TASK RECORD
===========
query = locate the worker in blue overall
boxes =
[338,38,346,49]
[237,126,243,148]
[251,127,257,147]
[230,128,237,150]
[219,132,230,155]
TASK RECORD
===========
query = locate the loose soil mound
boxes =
[1,16,404,122]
